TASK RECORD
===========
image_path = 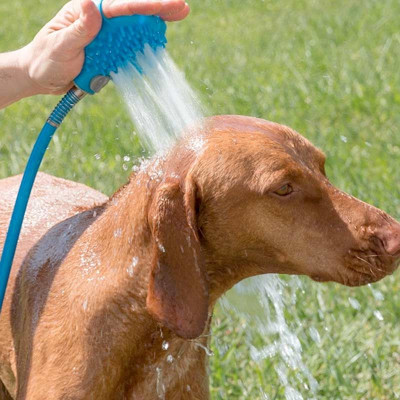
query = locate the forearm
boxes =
[0,48,40,110]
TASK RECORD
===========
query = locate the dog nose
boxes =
[382,222,400,257]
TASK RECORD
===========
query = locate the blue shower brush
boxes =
[75,0,167,94]
[0,0,167,309]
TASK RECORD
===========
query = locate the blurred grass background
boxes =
[1,0,400,398]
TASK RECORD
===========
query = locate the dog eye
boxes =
[274,184,293,196]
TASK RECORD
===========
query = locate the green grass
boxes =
[1,0,400,398]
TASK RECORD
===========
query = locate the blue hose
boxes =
[0,89,85,309]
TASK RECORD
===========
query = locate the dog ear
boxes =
[146,176,208,339]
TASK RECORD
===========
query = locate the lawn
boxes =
[1,0,400,398]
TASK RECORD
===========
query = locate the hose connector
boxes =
[48,88,86,127]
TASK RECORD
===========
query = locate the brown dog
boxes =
[0,115,399,399]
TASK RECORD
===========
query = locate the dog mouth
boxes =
[311,249,399,287]
[340,248,399,287]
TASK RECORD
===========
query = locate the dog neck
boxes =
[77,174,211,398]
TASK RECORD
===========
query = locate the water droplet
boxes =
[156,367,165,399]
[158,243,166,253]
[261,391,269,400]
[194,342,214,356]
[114,228,122,238]
[309,327,321,344]
[166,355,174,363]
[368,284,384,301]
[373,310,384,321]
[348,297,361,310]
[162,341,169,350]
[127,256,138,277]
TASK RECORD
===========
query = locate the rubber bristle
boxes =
[74,14,167,94]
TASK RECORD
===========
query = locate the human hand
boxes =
[19,0,189,95]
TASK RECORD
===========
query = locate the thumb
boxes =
[65,0,102,49]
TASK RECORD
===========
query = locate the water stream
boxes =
[220,276,318,399]
[111,45,204,153]
[112,46,318,399]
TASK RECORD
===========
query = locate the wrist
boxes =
[15,44,44,97]
[0,47,42,109]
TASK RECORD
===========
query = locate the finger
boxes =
[64,0,102,48]
[103,0,163,18]
[103,0,188,19]
[159,2,189,21]
[79,0,103,40]
[158,0,187,16]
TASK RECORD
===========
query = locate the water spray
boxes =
[0,0,167,309]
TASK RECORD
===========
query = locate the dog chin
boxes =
[339,268,388,287]
[310,269,383,287]
[310,275,329,283]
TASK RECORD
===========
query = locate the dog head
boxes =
[145,115,400,338]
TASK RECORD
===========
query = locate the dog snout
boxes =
[380,221,400,257]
